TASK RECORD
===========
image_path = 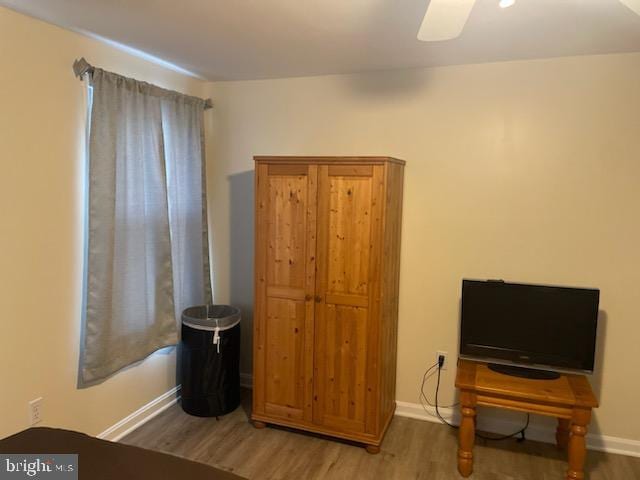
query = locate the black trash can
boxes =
[180,305,241,417]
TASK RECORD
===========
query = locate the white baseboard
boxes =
[98,374,252,442]
[97,386,181,442]
[395,400,640,458]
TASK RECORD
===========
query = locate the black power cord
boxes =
[431,355,529,442]
[420,361,458,408]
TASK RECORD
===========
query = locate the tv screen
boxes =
[460,280,600,373]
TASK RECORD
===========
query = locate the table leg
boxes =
[458,404,476,477]
[566,409,591,480]
[556,418,570,450]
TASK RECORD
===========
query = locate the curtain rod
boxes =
[72,57,213,109]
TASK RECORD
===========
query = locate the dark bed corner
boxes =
[0,427,245,480]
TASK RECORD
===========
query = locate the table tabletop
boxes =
[455,359,598,408]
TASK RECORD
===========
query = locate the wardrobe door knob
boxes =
[305,294,313,301]
[315,295,322,303]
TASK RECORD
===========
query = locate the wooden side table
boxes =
[455,359,598,480]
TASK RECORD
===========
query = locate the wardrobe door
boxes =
[313,164,385,435]
[254,163,318,422]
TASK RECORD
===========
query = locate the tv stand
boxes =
[455,359,598,480]
[488,363,561,380]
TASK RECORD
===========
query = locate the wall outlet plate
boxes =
[436,351,448,371]
[29,397,43,425]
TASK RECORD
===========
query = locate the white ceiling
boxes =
[3,0,640,80]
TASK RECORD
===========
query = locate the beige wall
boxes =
[205,53,640,441]
[2,3,639,445]
[0,7,206,439]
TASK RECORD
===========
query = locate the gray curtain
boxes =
[79,69,212,386]
[161,94,213,320]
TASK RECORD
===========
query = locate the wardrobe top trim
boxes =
[254,156,406,166]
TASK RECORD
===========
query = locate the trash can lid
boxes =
[182,305,241,331]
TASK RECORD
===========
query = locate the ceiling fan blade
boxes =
[417,0,477,42]
[619,0,640,16]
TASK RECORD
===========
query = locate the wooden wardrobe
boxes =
[251,156,405,453]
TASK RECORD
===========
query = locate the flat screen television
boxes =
[459,279,600,379]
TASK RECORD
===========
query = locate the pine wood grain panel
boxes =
[266,286,305,301]
[266,174,307,289]
[264,297,306,419]
[265,171,308,418]
[379,162,405,421]
[325,293,368,308]
[326,175,372,296]
[253,164,317,423]
[253,163,269,417]
[268,164,308,176]
[320,304,368,433]
[314,165,382,436]
[312,165,331,427]
[364,165,385,435]
[327,165,373,176]
[302,168,318,422]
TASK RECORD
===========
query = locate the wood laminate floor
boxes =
[122,391,640,480]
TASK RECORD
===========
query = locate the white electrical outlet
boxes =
[436,351,448,371]
[29,397,43,425]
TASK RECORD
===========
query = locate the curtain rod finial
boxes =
[204,98,213,109]
[73,57,93,79]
